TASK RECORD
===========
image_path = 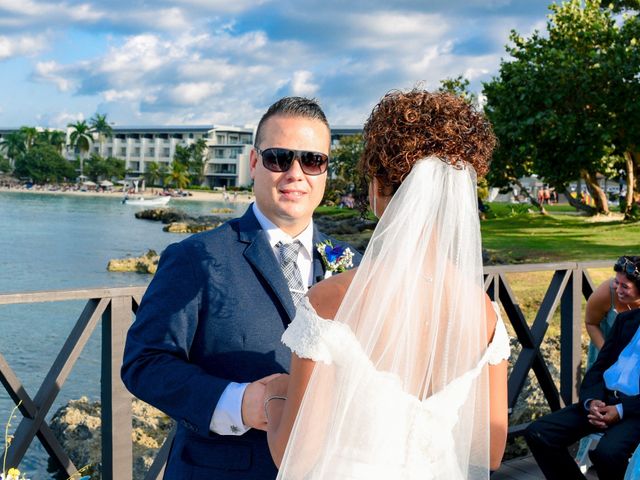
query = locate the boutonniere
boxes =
[316,240,354,278]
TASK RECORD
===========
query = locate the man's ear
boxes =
[249,148,258,179]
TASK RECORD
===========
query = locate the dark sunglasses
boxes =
[256,147,329,176]
[615,256,640,279]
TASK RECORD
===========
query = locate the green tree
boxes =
[173,144,192,166]
[439,75,478,105]
[14,144,75,183]
[144,161,164,187]
[165,161,191,189]
[68,120,94,178]
[324,134,364,205]
[84,153,125,181]
[105,156,126,180]
[0,131,27,167]
[19,126,38,151]
[483,0,640,216]
[36,130,66,154]
[188,138,209,186]
[89,113,113,156]
[0,155,12,174]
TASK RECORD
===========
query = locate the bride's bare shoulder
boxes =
[306,268,357,320]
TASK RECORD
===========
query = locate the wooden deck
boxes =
[492,455,598,479]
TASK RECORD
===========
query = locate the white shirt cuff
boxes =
[615,403,624,419]
[210,382,250,435]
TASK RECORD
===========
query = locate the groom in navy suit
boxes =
[122,97,361,479]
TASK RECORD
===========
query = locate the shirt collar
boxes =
[252,203,314,259]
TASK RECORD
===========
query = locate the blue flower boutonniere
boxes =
[316,240,354,277]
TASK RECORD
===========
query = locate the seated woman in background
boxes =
[585,255,640,367]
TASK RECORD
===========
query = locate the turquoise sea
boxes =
[0,191,247,478]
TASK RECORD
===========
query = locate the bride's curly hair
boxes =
[358,89,496,195]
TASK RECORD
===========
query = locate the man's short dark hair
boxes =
[254,96,330,148]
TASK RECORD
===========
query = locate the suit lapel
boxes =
[239,206,296,321]
[312,226,328,284]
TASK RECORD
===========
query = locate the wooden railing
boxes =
[0,260,612,478]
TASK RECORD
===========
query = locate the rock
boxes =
[135,208,227,233]
[49,397,174,480]
[163,221,222,233]
[134,208,190,223]
[107,250,159,274]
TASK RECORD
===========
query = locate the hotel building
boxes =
[1,124,363,188]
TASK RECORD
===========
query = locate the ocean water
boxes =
[0,191,247,478]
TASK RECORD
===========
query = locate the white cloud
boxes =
[169,0,270,14]
[0,33,49,60]
[2,0,553,126]
[290,70,318,97]
[103,89,143,102]
[68,2,105,21]
[166,82,224,106]
[36,110,85,128]
[33,61,76,91]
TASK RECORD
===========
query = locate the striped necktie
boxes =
[276,240,306,305]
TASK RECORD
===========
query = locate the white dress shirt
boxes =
[601,323,640,418]
[210,203,315,435]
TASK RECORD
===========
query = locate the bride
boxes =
[264,89,509,479]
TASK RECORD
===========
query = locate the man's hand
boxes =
[587,400,620,428]
[241,373,282,431]
[587,399,607,428]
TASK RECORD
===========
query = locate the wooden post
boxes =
[560,268,582,405]
[102,296,133,480]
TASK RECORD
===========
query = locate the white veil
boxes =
[278,156,490,479]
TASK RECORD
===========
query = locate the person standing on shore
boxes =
[121,96,361,479]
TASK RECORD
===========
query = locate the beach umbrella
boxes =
[100,180,114,187]
[82,180,97,186]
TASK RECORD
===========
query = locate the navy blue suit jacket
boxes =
[121,205,362,479]
[580,308,640,416]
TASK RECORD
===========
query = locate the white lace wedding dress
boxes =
[280,297,510,480]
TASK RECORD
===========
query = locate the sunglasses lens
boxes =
[261,148,293,172]
[299,151,328,175]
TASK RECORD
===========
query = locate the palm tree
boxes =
[19,126,39,151]
[145,161,163,187]
[38,130,67,154]
[0,131,27,168]
[189,138,209,186]
[68,120,93,178]
[89,113,113,156]
[165,161,190,190]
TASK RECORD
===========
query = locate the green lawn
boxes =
[317,202,635,334]
[318,202,640,264]
[481,202,640,263]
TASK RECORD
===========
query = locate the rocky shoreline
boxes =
[49,397,174,479]
[108,208,378,272]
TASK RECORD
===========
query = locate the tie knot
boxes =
[277,240,302,264]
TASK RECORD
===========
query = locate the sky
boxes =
[0,0,552,129]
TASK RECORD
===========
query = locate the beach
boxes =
[0,184,254,204]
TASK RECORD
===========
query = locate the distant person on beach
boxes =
[121,96,361,479]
